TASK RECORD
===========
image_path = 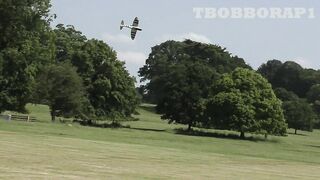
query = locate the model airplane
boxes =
[120,17,142,40]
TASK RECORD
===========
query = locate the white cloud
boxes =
[117,51,147,65]
[117,51,147,84]
[156,32,212,44]
[102,33,134,45]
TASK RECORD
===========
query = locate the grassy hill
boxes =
[0,104,320,179]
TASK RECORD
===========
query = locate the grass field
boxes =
[0,104,320,179]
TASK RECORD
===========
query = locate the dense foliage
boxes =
[258,60,320,130]
[0,1,139,121]
[306,84,320,128]
[53,25,139,120]
[273,88,299,102]
[1,0,320,137]
[283,99,315,134]
[205,68,287,138]
[157,61,216,130]
[139,40,250,130]
[33,63,86,121]
[258,60,320,98]
[0,0,54,112]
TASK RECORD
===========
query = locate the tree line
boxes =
[0,0,139,123]
[139,40,319,137]
[258,60,320,133]
[1,0,318,137]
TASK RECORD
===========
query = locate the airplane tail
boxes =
[120,20,124,30]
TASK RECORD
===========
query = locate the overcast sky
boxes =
[51,0,320,82]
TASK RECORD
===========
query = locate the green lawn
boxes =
[0,104,320,179]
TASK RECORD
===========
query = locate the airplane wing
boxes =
[131,28,137,40]
[132,17,139,27]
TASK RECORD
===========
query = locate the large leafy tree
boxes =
[139,40,250,130]
[53,25,139,119]
[0,0,54,112]
[33,63,86,122]
[259,61,303,95]
[205,68,287,138]
[53,24,87,63]
[273,88,315,132]
[259,60,320,129]
[82,39,139,118]
[257,59,282,84]
[158,61,216,130]
[139,40,250,106]
[283,99,315,134]
[306,84,320,127]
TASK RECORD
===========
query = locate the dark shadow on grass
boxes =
[76,120,166,133]
[288,132,308,136]
[74,120,130,129]
[174,128,279,142]
[126,127,166,132]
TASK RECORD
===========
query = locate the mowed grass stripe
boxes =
[0,131,319,179]
[1,119,320,164]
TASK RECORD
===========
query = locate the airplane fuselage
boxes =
[122,25,142,31]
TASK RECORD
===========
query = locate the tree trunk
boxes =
[295,129,297,134]
[240,131,245,139]
[187,123,192,131]
[51,110,56,122]
[264,133,268,139]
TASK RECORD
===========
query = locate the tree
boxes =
[257,59,282,85]
[307,84,320,103]
[205,68,287,138]
[299,69,320,98]
[53,25,139,119]
[258,60,320,98]
[271,61,304,96]
[139,40,250,130]
[33,63,86,122]
[78,39,139,118]
[306,84,320,128]
[259,60,320,130]
[158,61,216,130]
[274,88,299,102]
[139,40,250,107]
[0,0,54,112]
[53,24,87,63]
[283,99,315,134]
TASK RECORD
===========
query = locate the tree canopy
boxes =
[33,63,86,122]
[205,68,287,138]
[283,99,315,134]
[139,40,250,130]
[0,1,139,121]
[53,25,139,120]
[273,88,299,102]
[0,0,54,112]
[157,61,216,130]
[306,84,320,128]
[2,0,320,137]
[258,60,320,98]
[139,40,250,105]
[259,60,320,129]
